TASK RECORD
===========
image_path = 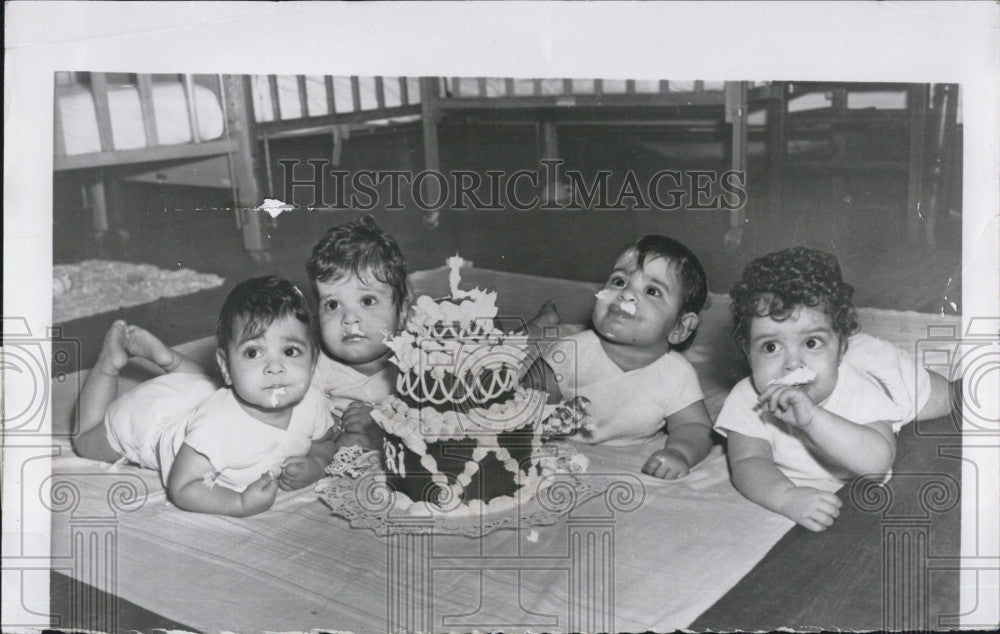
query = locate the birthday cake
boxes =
[371,257,591,515]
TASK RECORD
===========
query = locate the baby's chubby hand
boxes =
[240,471,279,516]
[779,486,842,532]
[336,401,383,450]
[642,448,690,480]
[757,384,818,429]
[277,456,326,491]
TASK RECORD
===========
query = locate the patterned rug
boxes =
[53,260,225,323]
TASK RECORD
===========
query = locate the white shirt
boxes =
[179,385,332,492]
[311,354,397,415]
[543,329,704,446]
[715,337,930,489]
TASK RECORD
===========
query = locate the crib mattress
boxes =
[57,80,225,156]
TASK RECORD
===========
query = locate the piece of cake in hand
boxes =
[768,366,818,387]
[370,256,591,516]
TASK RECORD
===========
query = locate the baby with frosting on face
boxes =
[716,247,953,531]
[72,276,333,516]
[535,235,715,480]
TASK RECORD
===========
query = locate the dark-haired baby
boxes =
[73,276,335,517]
[537,235,715,480]
[716,247,952,531]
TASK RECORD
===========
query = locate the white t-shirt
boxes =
[106,372,333,492]
[715,334,932,489]
[180,384,332,492]
[542,329,704,446]
[311,354,397,415]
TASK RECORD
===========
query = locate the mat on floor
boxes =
[53,259,224,323]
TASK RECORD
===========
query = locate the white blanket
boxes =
[49,266,958,631]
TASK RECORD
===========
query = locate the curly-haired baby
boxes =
[715,247,951,531]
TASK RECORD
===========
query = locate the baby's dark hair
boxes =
[306,215,409,308]
[216,276,312,350]
[730,246,858,348]
[626,235,708,351]
[630,234,708,316]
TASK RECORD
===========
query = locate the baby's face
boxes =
[592,250,689,352]
[316,273,402,375]
[747,304,845,404]
[219,314,315,415]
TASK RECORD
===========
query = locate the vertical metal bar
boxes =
[659,80,670,93]
[725,81,749,246]
[419,76,442,217]
[351,76,362,111]
[906,85,928,243]
[563,78,573,95]
[182,74,201,143]
[297,75,309,118]
[399,76,409,105]
[533,79,542,96]
[765,81,788,217]
[594,79,603,95]
[268,74,282,121]
[625,79,636,94]
[325,76,336,114]
[223,74,266,255]
[504,78,514,97]
[54,82,67,157]
[89,73,115,152]
[922,83,958,247]
[375,76,386,110]
[135,74,159,147]
[477,77,487,98]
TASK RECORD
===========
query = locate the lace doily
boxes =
[315,444,608,537]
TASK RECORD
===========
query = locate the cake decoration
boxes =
[370,256,593,516]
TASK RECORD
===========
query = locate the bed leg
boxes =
[240,210,272,264]
[85,177,110,244]
[84,174,131,256]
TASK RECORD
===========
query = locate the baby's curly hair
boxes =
[730,247,858,349]
[306,215,410,308]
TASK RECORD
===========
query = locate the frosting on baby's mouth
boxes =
[595,289,637,315]
[347,323,365,337]
[769,366,818,387]
[269,386,287,408]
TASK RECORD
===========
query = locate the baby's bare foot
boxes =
[124,325,180,371]
[95,320,129,376]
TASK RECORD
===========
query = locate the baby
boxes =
[716,247,951,531]
[538,235,714,479]
[72,276,333,516]
[283,215,412,475]
[299,216,564,462]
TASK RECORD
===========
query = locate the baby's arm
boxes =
[167,444,277,516]
[642,400,713,479]
[335,401,384,450]
[758,383,897,478]
[277,427,338,491]
[727,431,842,532]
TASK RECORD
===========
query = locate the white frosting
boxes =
[371,257,589,517]
[769,366,818,387]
